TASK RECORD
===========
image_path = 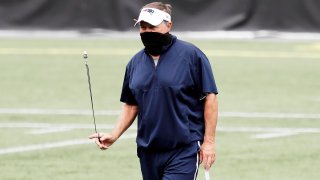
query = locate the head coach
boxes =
[90,2,219,179]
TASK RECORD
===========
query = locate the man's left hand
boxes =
[199,140,216,170]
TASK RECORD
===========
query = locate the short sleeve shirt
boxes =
[120,36,218,150]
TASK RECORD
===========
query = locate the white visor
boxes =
[134,8,171,26]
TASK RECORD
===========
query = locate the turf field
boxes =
[0,36,320,180]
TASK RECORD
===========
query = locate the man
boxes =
[89,2,218,180]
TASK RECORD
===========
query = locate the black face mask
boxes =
[140,32,173,56]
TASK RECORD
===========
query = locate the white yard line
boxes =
[1,122,320,138]
[218,127,320,139]
[252,132,303,139]
[0,108,320,119]
[0,122,320,155]
[0,123,118,129]
[219,112,320,119]
[0,48,320,59]
[0,108,120,116]
[2,122,318,134]
[0,133,136,155]
[0,122,136,134]
[1,30,320,40]
[217,127,320,133]
[0,139,90,155]
[29,127,76,134]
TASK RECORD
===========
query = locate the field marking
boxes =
[0,108,120,116]
[0,122,118,129]
[0,108,320,119]
[0,48,137,56]
[1,122,320,155]
[1,122,319,138]
[218,127,320,139]
[253,132,302,139]
[0,133,136,155]
[30,127,73,134]
[0,122,136,134]
[1,48,320,59]
[1,30,320,40]
[219,112,320,119]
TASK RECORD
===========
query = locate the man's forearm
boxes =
[112,103,138,139]
[204,93,218,143]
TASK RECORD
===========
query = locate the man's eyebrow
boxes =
[140,22,156,28]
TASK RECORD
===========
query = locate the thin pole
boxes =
[83,51,98,134]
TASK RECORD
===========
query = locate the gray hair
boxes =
[142,2,172,15]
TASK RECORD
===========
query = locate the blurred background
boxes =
[0,0,319,180]
[1,0,320,32]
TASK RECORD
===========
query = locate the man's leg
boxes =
[162,141,200,180]
[138,148,163,180]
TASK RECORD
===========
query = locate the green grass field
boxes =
[0,36,320,180]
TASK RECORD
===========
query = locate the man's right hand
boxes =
[89,133,117,150]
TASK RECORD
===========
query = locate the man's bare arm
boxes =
[89,103,138,149]
[200,93,218,170]
[112,103,139,139]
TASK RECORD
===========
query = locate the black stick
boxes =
[83,51,99,138]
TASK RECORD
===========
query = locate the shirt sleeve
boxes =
[194,49,218,100]
[120,65,138,105]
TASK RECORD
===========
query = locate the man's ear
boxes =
[167,21,172,30]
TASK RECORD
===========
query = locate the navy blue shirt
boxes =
[120,36,218,150]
